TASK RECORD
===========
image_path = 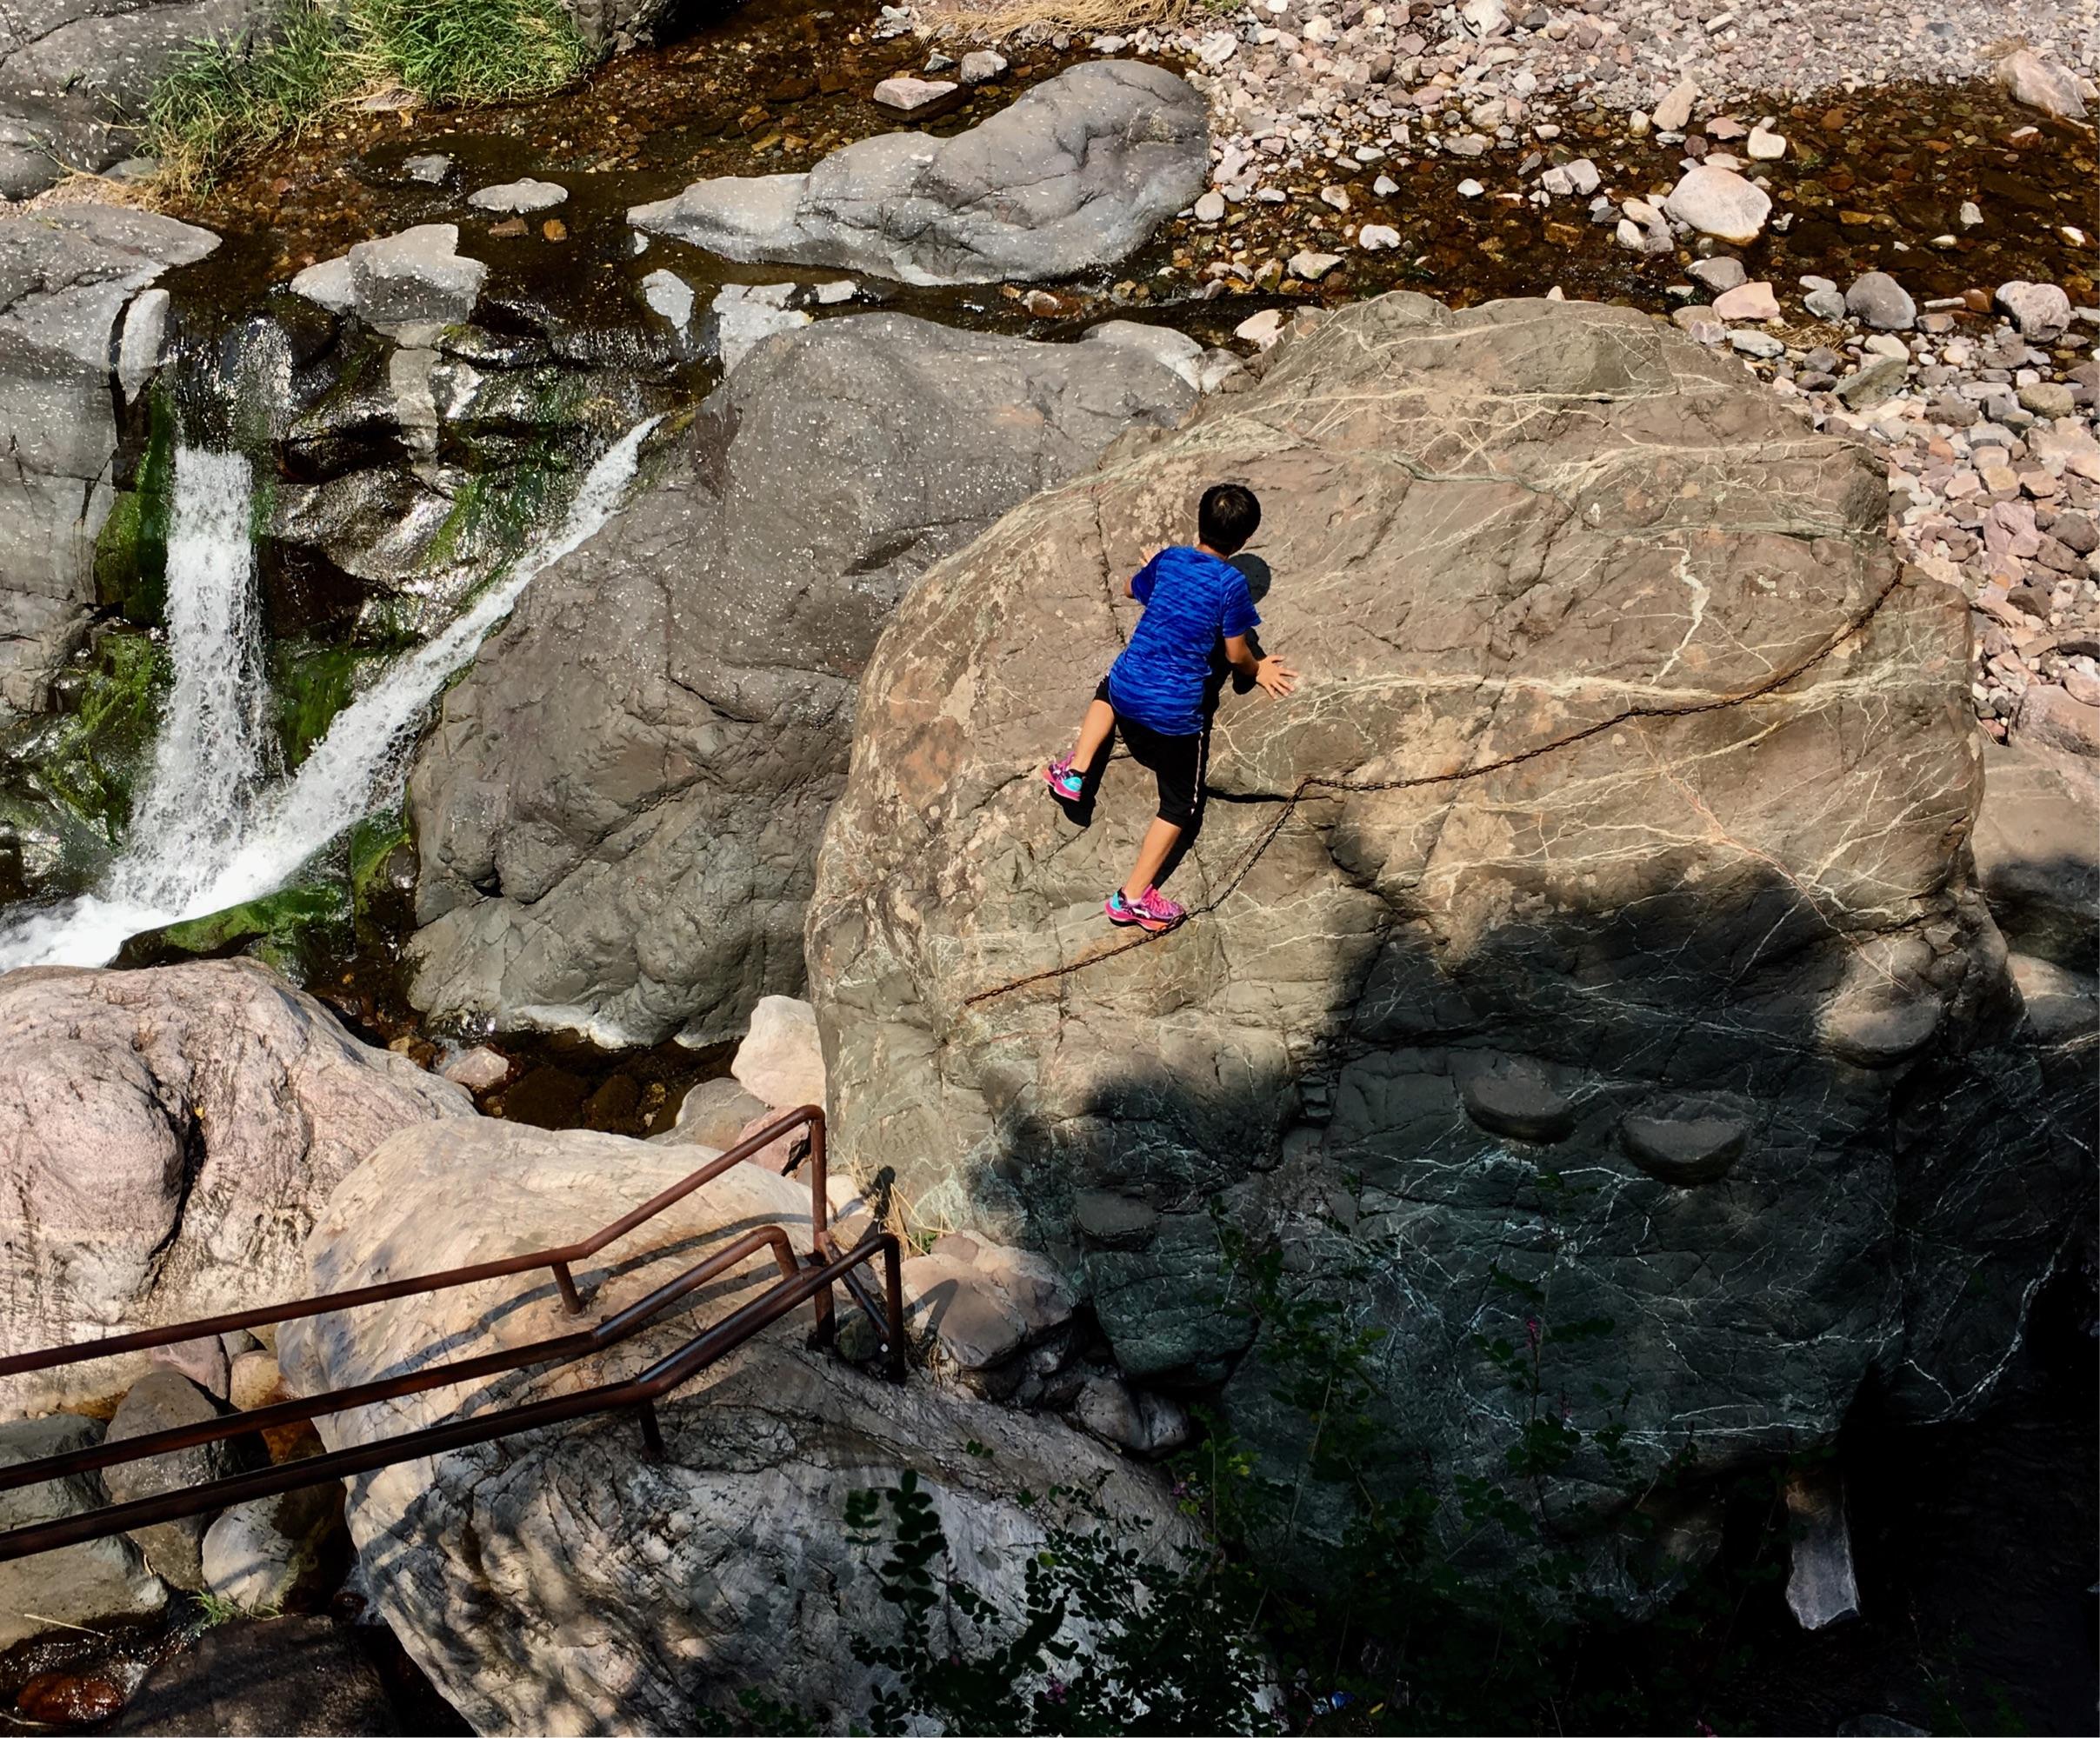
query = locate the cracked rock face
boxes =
[405,311,1195,1048]
[280,1121,1186,1733]
[627,61,1209,287]
[807,294,2063,1533]
[0,960,471,1415]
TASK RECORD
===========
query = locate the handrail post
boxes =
[551,1261,583,1315]
[807,1107,829,1247]
[883,1235,906,1385]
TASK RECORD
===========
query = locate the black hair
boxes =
[1198,483,1261,556]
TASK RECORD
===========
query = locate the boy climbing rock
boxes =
[1043,483,1297,934]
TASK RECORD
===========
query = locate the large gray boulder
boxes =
[0,203,217,716]
[0,0,264,197]
[805,296,2061,1540]
[278,1120,1188,1733]
[0,1413,167,1647]
[404,312,1197,1047]
[0,960,471,1415]
[628,62,1208,286]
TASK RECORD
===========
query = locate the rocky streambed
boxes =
[0,0,2093,1731]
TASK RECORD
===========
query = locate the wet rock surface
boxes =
[0,1415,166,1648]
[807,292,2063,1529]
[405,311,1197,1046]
[0,960,471,1415]
[278,1120,1187,1733]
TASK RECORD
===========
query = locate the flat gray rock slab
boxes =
[467,176,568,213]
[628,61,1208,286]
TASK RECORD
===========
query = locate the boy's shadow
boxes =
[1059,553,1275,892]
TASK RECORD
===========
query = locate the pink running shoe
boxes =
[1104,886,1186,934]
[1043,756,1085,802]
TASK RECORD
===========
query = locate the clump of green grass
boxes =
[143,0,588,194]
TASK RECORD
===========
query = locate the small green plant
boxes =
[143,0,587,192]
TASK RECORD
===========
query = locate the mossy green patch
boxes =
[348,807,417,936]
[97,386,178,627]
[14,630,170,843]
[116,880,351,982]
[270,639,374,769]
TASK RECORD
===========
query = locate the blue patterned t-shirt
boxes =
[1104,546,1261,736]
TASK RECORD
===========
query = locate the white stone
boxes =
[466,177,567,214]
[1457,177,1484,198]
[439,1045,511,1093]
[1236,308,1287,349]
[639,268,695,331]
[1194,190,1226,223]
[117,287,170,404]
[1994,47,2088,121]
[1460,0,1508,36]
[957,50,1006,83]
[289,254,355,314]
[1959,201,1983,229]
[815,279,857,304]
[1289,250,1343,281]
[730,994,826,1110]
[1747,126,1785,160]
[1357,223,1401,250]
[1662,164,1771,244]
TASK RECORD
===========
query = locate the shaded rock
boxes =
[1783,1466,1860,1630]
[292,225,486,338]
[1620,1103,1749,1184]
[628,63,1207,286]
[103,1369,227,1591]
[277,1121,1185,1732]
[1844,271,1915,330]
[1456,1053,1577,1142]
[2016,683,2100,759]
[0,205,218,716]
[672,1075,772,1146]
[1662,165,1771,243]
[404,314,1194,1047]
[229,1348,284,1412]
[0,961,471,1415]
[2009,953,2097,1045]
[1073,1189,1160,1248]
[1075,1375,1193,1456]
[1083,317,1204,389]
[806,293,2021,1530]
[0,1415,165,1648]
[1969,737,2098,966]
[203,1482,349,1614]
[1687,256,1746,293]
[1833,353,1908,408]
[110,1615,397,1736]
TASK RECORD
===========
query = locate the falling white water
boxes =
[0,418,659,972]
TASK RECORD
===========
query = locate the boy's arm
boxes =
[1129,551,1163,602]
[1224,634,1298,698]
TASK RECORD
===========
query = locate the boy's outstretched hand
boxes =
[1256,655,1299,698]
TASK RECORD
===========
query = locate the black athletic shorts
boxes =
[1095,678,1208,825]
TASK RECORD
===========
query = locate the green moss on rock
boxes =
[97,387,178,627]
[115,881,350,978]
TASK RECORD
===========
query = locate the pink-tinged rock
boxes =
[1711,280,1780,321]
[1995,47,2089,121]
[871,76,959,117]
[730,994,826,1111]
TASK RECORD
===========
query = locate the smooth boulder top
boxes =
[806,292,2029,1513]
[627,61,1209,286]
[279,1119,1185,1733]
[0,960,470,1415]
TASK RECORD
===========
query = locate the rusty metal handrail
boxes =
[0,1103,832,1382]
[0,1106,909,1565]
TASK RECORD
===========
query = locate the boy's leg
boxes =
[1119,816,1185,905]
[1065,696,1117,777]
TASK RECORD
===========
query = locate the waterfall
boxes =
[0,418,659,973]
